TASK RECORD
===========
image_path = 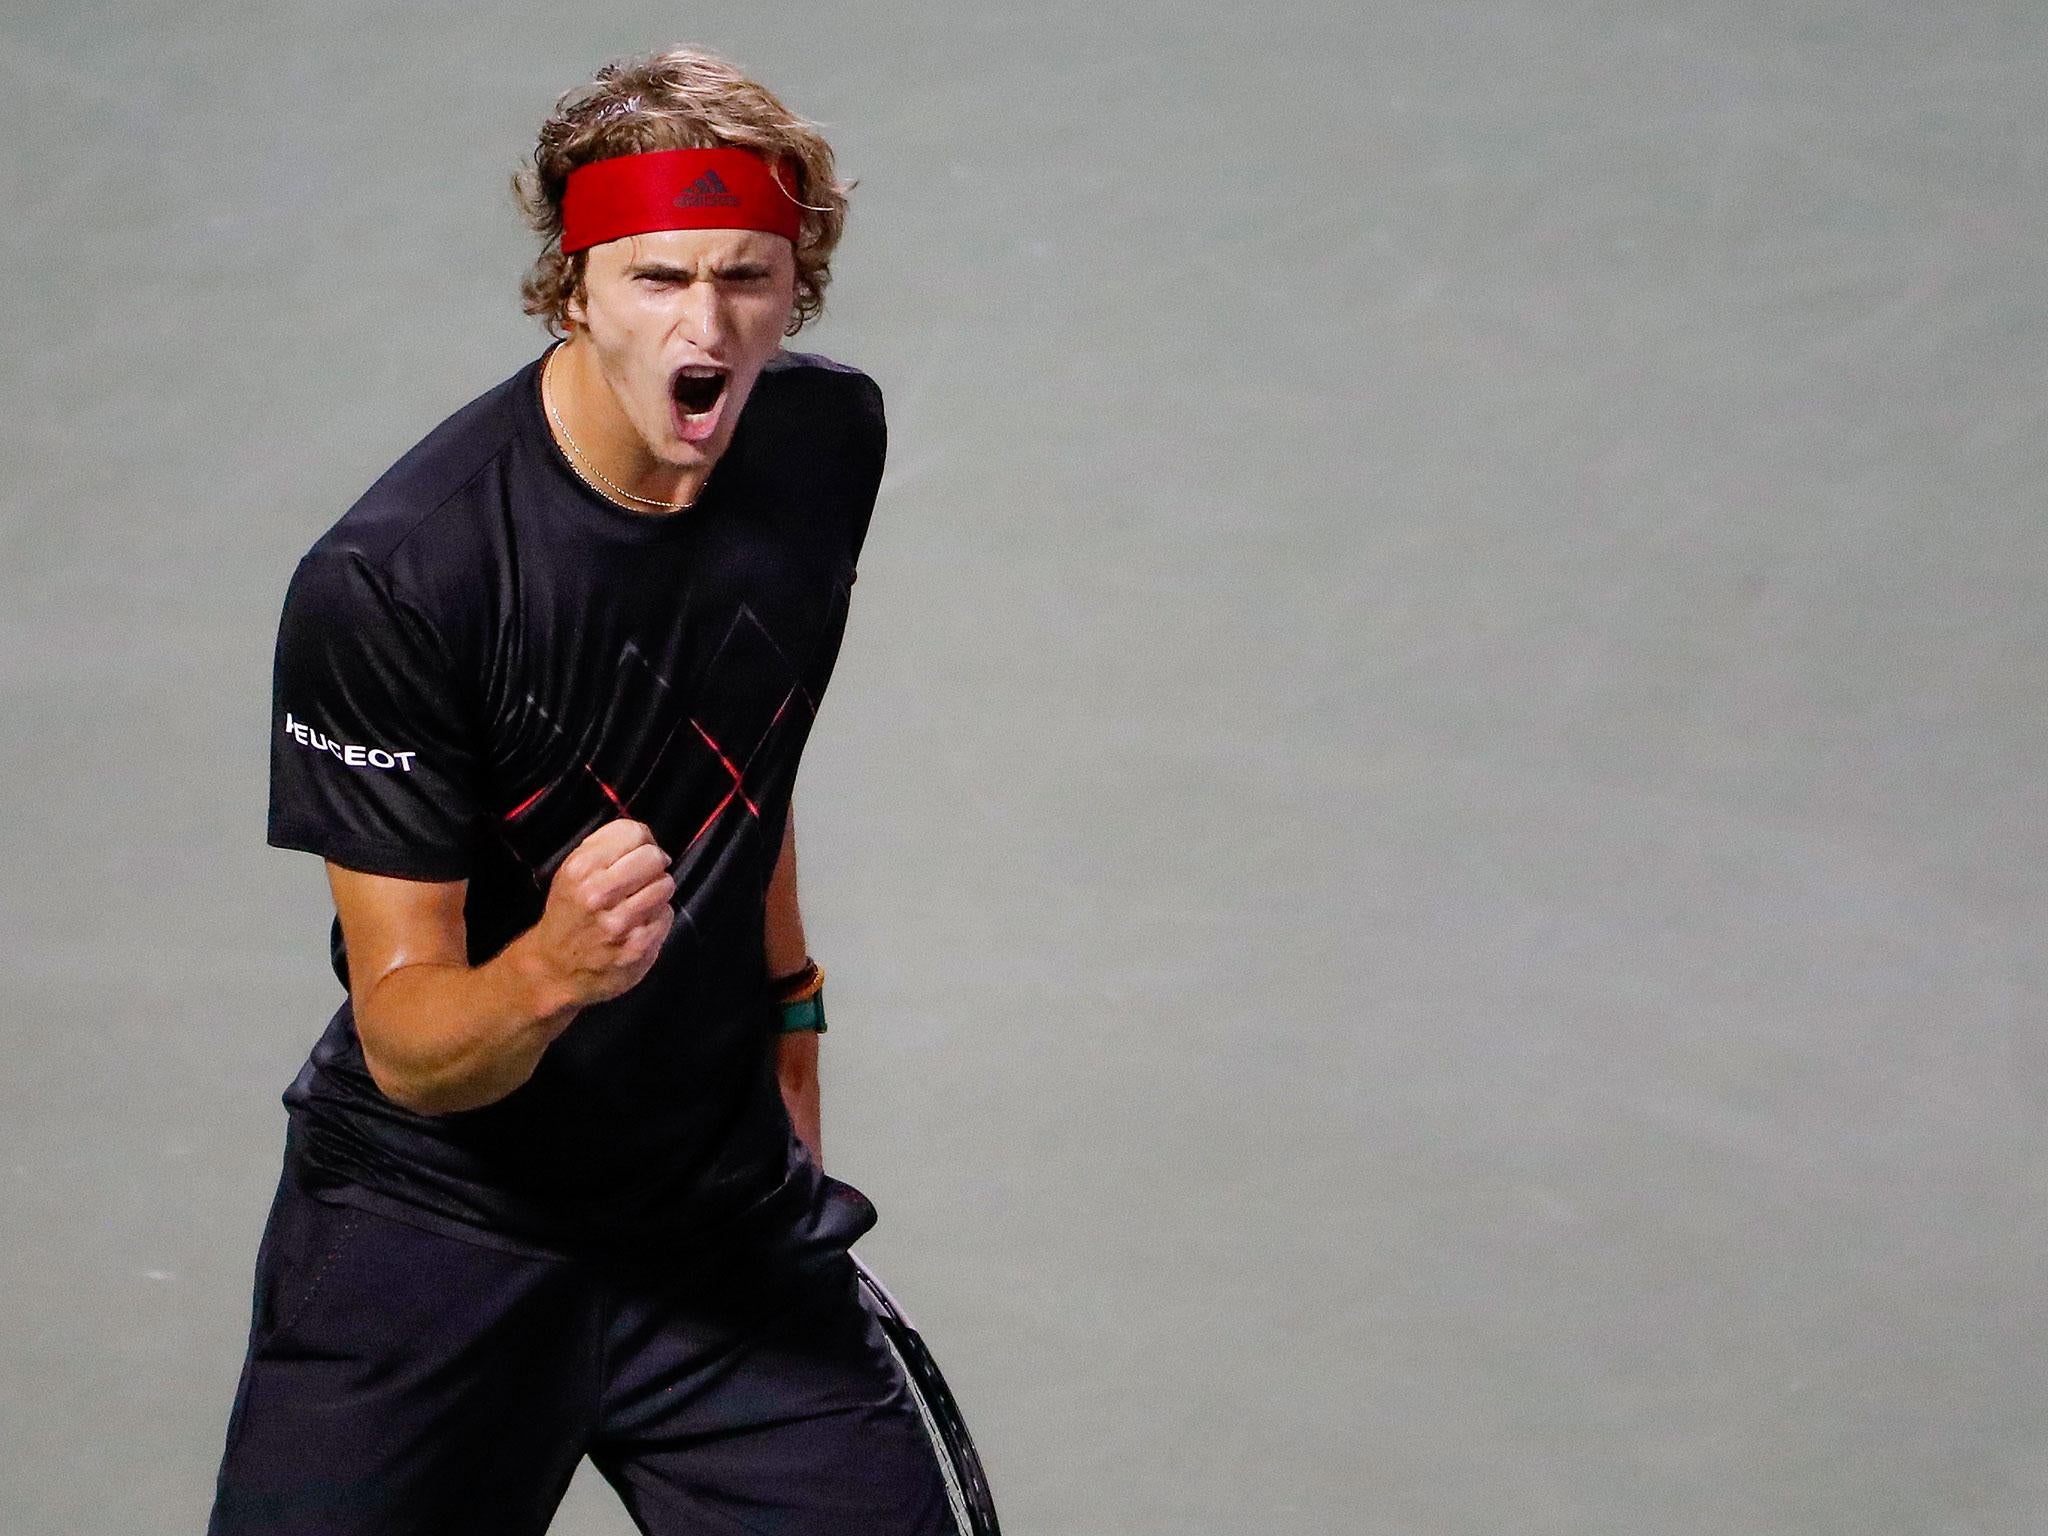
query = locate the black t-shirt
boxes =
[265,343,884,1270]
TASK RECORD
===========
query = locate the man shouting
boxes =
[207,44,961,1536]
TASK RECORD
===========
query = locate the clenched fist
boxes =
[528,819,676,1007]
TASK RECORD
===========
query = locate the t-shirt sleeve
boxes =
[845,372,887,578]
[266,549,485,881]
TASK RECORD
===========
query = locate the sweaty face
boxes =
[566,227,797,473]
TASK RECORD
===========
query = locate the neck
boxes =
[545,335,713,511]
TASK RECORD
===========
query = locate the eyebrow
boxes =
[628,260,775,281]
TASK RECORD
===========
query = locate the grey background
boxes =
[3,2,2044,1533]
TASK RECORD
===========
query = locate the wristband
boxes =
[769,958,827,1033]
[777,988,826,1033]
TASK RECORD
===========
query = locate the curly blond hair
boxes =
[512,47,852,338]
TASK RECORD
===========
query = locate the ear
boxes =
[561,254,590,331]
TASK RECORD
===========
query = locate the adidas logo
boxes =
[673,169,741,209]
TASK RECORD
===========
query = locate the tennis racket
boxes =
[849,1251,1002,1536]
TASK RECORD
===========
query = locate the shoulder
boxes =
[758,347,884,410]
[741,352,888,567]
[747,349,886,465]
[294,361,534,620]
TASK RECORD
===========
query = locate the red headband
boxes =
[559,147,803,254]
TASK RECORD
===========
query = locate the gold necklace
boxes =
[542,345,696,512]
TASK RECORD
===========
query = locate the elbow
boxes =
[360,1039,442,1117]
[356,1018,456,1118]
[353,987,426,1114]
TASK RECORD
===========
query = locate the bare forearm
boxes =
[763,810,808,977]
[333,820,671,1119]
[778,1029,822,1165]
[765,812,823,1163]
[358,931,582,1117]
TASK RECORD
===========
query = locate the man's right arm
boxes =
[331,818,676,1117]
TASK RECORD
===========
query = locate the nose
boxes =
[677,276,732,352]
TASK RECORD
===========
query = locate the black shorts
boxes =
[206,1150,959,1535]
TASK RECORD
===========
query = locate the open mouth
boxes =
[671,365,728,417]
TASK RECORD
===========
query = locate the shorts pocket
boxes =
[250,1180,369,1357]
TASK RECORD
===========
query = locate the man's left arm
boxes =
[764,808,822,1165]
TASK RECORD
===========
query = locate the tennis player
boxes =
[206,46,959,1535]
